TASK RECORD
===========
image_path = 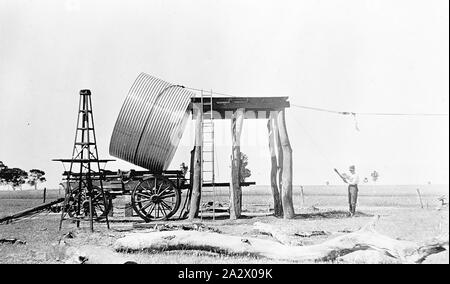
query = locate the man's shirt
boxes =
[346,172,360,185]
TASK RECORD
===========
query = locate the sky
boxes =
[0,0,448,188]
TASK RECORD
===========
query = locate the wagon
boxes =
[103,169,188,221]
[60,169,187,221]
[61,167,253,222]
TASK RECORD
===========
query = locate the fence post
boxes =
[300,186,305,207]
[43,187,47,204]
[416,188,424,209]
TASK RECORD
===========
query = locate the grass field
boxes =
[0,184,448,264]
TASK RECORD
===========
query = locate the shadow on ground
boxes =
[199,214,255,221]
[294,210,374,220]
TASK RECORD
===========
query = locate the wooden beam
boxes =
[0,198,64,224]
[274,111,284,200]
[188,106,202,220]
[267,114,283,217]
[190,97,289,110]
[230,108,245,219]
[189,97,290,119]
[277,109,295,219]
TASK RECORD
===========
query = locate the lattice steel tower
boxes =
[54,90,113,232]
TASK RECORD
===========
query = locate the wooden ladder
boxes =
[200,89,216,220]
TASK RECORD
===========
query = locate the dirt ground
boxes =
[0,185,448,264]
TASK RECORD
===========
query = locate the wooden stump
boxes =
[267,113,283,217]
[275,115,283,198]
[276,109,295,219]
[188,105,202,220]
[230,108,245,219]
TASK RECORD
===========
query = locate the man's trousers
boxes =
[348,185,358,215]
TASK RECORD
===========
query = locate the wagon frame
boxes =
[103,169,188,221]
[61,168,254,222]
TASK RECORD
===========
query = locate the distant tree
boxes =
[0,161,6,172]
[239,152,251,183]
[0,161,6,186]
[27,169,46,190]
[371,170,379,183]
[0,167,28,190]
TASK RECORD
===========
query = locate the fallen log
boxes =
[114,216,448,263]
[254,222,353,244]
[60,242,135,264]
[0,198,65,224]
[149,223,221,233]
[254,222,349,241]
[253,222,302,246]
[0,238,26,245]
[295,231,329,238]
[337,250,400,264]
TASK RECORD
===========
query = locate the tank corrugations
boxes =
[109,73,194,171]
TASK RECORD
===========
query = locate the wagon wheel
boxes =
[65,186,84,218]
[65,185,112,220]
[91,187,112,220]
[131,176,181,222]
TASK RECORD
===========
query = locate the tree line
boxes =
[0,161,46,190]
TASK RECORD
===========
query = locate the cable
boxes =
[357,112,449,117]
[290,104,448,117]
[291,104,349,115]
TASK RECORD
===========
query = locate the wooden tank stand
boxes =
[188,97,295,219]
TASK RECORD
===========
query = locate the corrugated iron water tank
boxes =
[109,73,195,171]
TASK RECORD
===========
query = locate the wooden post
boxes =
[416,188,424,209]
[274,116,283,198]
[230,108,245,219]
[188,106,202,220]
[277,109,295,219]
[300,186,305,207]
[43,187,47,204]
[267,114,283,217]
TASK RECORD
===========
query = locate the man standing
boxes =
[341,165,360,217]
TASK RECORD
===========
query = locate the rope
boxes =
[291,104,449,117]
[352,113,360,132]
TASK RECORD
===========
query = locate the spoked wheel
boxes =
[65,185,112,220]
[131,176,181,222]
[65,186,85,218]
[91,187,112,219]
